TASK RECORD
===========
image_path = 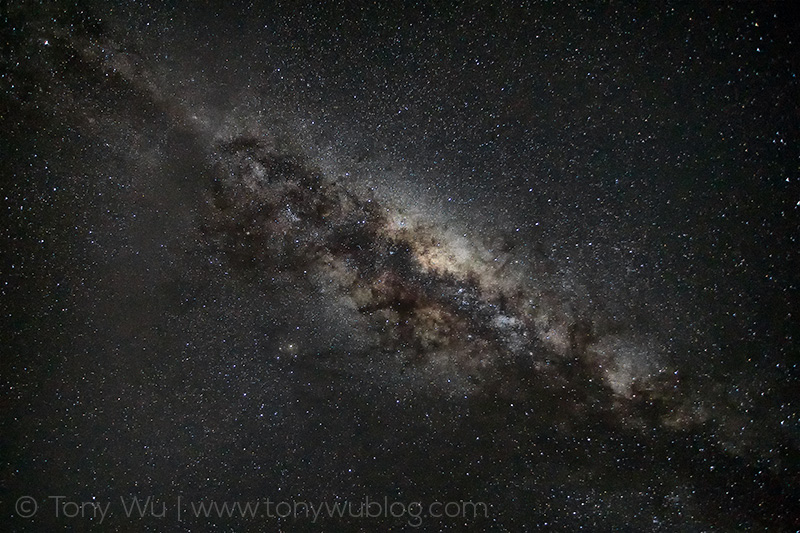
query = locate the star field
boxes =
[2,1,798,530]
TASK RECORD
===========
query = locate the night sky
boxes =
[2,1,798,530]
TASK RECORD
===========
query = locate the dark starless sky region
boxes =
[2,1,798,530]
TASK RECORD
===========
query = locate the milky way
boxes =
[202,125,678,417]
[4,2,797,530]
